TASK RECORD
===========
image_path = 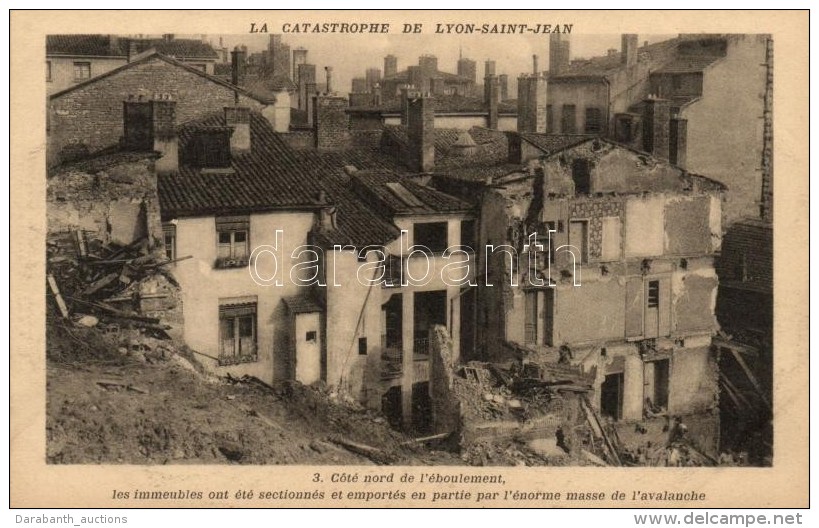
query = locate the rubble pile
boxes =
[47,229,185,346]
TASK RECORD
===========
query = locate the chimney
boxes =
[532,54,539,75]
[669,117,688,167]
[313,94,350,150]
[384,54,398,78]
[484,60,496,77]
[642,96,671,161]
[297,63,317,111]
[484,75,499,130]
[406,93,434,173]
[231,46,246,86]
[621,34,639,66]
[224,106,251,154]
[324,66,334,94]
[109,35,120,55]
[292,47,308,80]
[316,190,337,230]
[549,34,571,75]
[127,39,139,62]
[498,74,509,102]
[400,86,411,125]
[128,96,178,175]
[163,34,174,43]
[306,83,317,127]
[517,74,548,133]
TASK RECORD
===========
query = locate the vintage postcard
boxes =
[10,9,808,508]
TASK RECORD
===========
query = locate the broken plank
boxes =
[47,273,70,318]
[729,348,772,411]
[400,432,452,445]
[82,272,119,297]
[328,436,393,465]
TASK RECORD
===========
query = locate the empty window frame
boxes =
[647,280,660,308]
[162,223,176,262]
[413,222,448,253]
[561,104,577,134]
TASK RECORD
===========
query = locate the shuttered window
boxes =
[219,301,257,365]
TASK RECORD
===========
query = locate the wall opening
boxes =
[601,372,624,421]
[569,219,589,263]
[653,358,670,409]
[571,159,591,194]
[414,290,447,356]
[381,386,403,428]
[411,381,432,434]
[524,290,538,344]
[414,221,448,253]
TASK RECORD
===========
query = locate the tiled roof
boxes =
[520,133,595,155]
[49,52,270,104]
[349,94,516,114]
[382,125,509,167]
[350,171,473,216]
[140,38,218,59]
[46,35,218,59]
[553,38,680,78]
[47,35,127,57]
[655,55,723,73]
[283,293,324,314]
[158,112,327,218]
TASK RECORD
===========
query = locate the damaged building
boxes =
[432,135,726,459]
[45,32,771,465]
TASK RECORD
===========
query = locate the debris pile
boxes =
[47,229,186,342]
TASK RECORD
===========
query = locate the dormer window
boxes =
[195,127,232,168]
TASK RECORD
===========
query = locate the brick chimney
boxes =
[621,34,639,67]
[532,54,539,75]
[549,34,570,75]
[642,96,671,161]
[224,106,251,154]
[313,95,350,150]
[484,75,499,130]
[517,74,547,133]
[122,96,177,174]
[406,93,434,173]
[324,66,334,94]
[498,74,509,102]
[231,46,246,87]
[297,63,317,111]
[384,55,398,77]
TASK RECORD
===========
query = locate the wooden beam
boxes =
[729,347,772,411]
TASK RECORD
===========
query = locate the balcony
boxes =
[380,336,431,380]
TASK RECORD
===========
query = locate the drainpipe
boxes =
[603,76,612,136]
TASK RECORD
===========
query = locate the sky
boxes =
[201,32,676,95]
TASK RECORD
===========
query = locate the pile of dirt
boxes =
[46,320,461,466]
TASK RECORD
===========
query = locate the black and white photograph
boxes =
[10,8,808,510]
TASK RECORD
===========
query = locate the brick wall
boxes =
[715,220,772,291]
[49,56,265,166]
[313,95,351,150]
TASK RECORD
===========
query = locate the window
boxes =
[584,107,603,134]
[73,61,91,81]
[524,291,538,344]
[195,129,232,168]
[413,222,448,253]
[306,331,317,342]
[561,104,576,134]
[358,337,368,355]
[647,280,660,308]
[215,216,250,268]
[219,302,257,365]
[546,104,554,133]
[162,224,176,262]
[460,219,476,250]
[672,75,683,91]
[46,61,52,82]
[571,159,591,194]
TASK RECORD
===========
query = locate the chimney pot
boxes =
[324,66,334,94]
